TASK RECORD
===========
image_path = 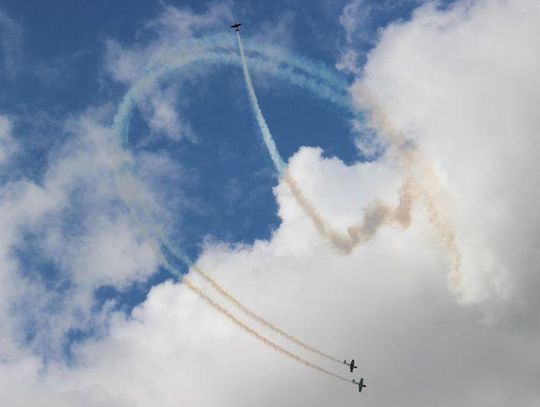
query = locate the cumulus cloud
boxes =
[4,146,539,406]
[353,0,540,313]
[2,1,540,406]
[0,107,160,364]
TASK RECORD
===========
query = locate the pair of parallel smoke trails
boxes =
[112,31,463,385]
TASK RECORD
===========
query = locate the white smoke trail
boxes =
[109,37,360,366]
[111,37,463,371]
[112,30,463,299]
[113,41,351,148]
[236,31,286,172]
[146,34,349,95]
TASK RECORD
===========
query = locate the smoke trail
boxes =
[111,175,347,368]
[112,33,363,260]
[113,31,463,295]
[234,32,463,295]
[114,205,352,383]
[146,33,349,96]
[236,31,286,172]
[236,32,417,255]
[182,275,352,384]
[113,39,351,148]
[353,85,464,295]
[159,238,343,365]
[112,33,463,341]
[110,38,357,366]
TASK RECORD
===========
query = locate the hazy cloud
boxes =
[0,9,22,78]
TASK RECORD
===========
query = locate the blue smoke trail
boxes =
[113,37,352,150]
[236,31,286,172]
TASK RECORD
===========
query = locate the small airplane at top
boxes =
[344,359,357,373]
[353,378,367,393]
[230,22,242,31]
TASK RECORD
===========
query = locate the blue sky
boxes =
[1,1,539,406]
[0,0,432,247]
[0,0,430,317]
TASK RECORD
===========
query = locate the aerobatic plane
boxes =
[230,22,241,31]
[352,378,367,393]
[344,359,357,373]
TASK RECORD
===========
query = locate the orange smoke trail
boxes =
[116,186,347,367]
[119,214,351,383]
[154,256,352,383]
[181,274,352,384]
[190,264,343,364]
[283,170,416,255]
[353,84,464,295]
[282,171,354,254]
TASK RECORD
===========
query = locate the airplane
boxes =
[230,22,241,31]
[352,378,367,393]
[344,359,357,373]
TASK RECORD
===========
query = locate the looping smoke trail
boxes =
[109,33,464,383]
[234,32,463,295]
[110,37,356,367]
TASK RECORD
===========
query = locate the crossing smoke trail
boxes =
[236,32,415,254]
[110,39,358,366]
[111,34,464,374]
[235,32,463,294]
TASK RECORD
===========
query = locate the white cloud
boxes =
[141,84,196,142]
[3,145,538,406]
[2,1,540,406]
[104,3,233,85]
[0,107,161,362]
[336,0,423,74]
[353,0,540,311]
